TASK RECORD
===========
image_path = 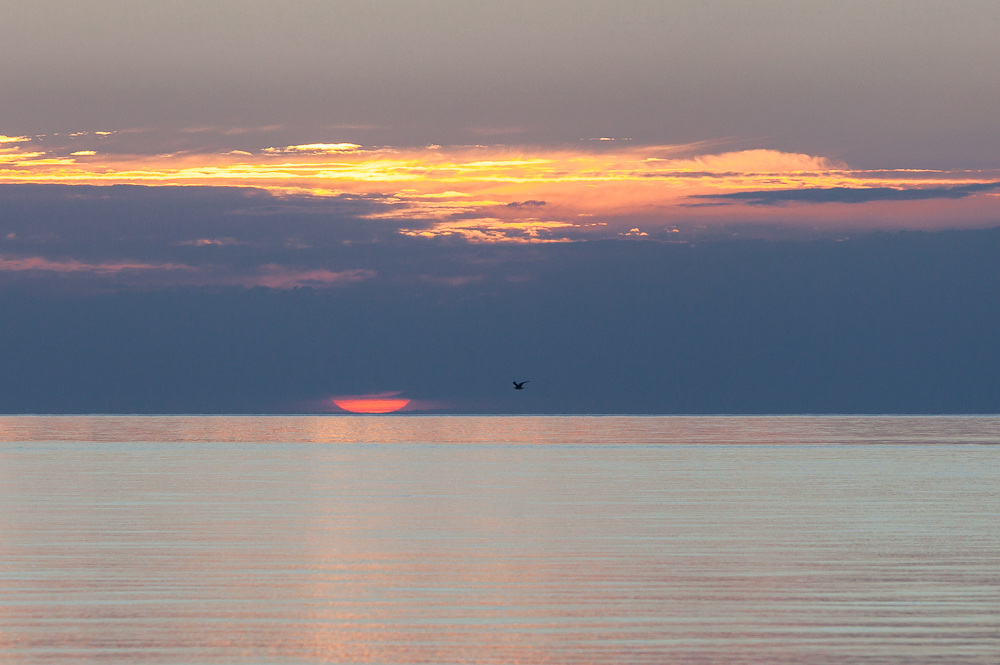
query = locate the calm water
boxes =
[0,416,997,664]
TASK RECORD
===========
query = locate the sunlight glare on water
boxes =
[0,416,997,664]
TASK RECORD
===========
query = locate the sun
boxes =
[332,397,410,414]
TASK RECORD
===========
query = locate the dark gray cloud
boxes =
[0,185,407,286]
[10,183,991,294]
[0,184,556,291]
[690,182,1000,206]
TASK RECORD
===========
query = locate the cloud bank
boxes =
[2,137,1000,246]
[694,182,1000,205]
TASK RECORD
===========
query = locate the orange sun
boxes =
[332,397,410,414]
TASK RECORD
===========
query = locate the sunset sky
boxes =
[2,1,999,413]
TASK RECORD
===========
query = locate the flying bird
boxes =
[513,381,529,390]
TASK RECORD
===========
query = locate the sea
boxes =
[0,415,997,664]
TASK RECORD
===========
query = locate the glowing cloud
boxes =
[2,137,1000,240]
[263,143,362,154]
[400,217,575,243]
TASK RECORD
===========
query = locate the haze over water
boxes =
[1,416,997,664]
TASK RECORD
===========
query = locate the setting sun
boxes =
[332,397,411,414]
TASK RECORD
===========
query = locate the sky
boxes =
[1,1,999,413]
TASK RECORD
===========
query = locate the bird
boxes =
[513,381,529,390]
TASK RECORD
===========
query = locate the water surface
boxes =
[1,416,997,663]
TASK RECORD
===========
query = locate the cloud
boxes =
[0,253,375,290]
[0,254,194,274]
[3,142,1000,241]
[400,217,575,243]
[0,148,46,164]
[263,143,362,154]
[230,266,375,289]
[0,185,400,289]
[692,182,1000,205]
[175,237,245,246]
[683,149,841,173]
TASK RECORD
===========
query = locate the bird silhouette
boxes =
[513,381,529,390]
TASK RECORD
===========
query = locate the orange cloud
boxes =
[2,138,999,241]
